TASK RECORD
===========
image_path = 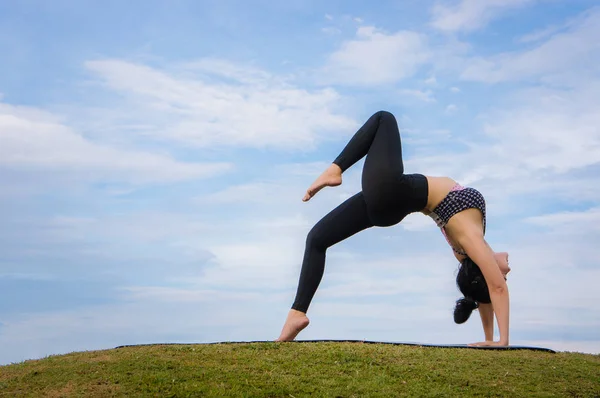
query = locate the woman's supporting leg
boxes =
[292,192,373,313]
[277,192,373,341]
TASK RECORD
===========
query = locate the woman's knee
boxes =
[306,225,328,251]
[376,110,396,122]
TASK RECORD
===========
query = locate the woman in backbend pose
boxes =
[276,110,511,347]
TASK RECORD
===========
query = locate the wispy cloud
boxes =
[524,207,600,231]
[196,182,293,204]
[398,89,436,103]
[408,9,600,193]
[430,0,540,33]
[424,76,437,85]
[85,59,357,150]
[322,27,341,35]
[482,83,600,174]
[0,102,231,184]
[320,26,430,86]
[445,104,458,114]
[517,10,588,43]
[461,8,600,83]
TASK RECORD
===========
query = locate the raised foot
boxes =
[275,310,310,342]
[302,164,342,202]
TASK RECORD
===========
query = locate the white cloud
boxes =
[274,161,333,177]
[524,207,600,233]
[445,104,458,114]
[0,273,55,281]
[450,86,460,92]
[0,296,286,365]
[257,214,312,229]
[196,182,292,204]
[322,27,341,35]
[121,287,264,303]
[85,59,357,150]
[178,58,273,84]
[425,75,437,85]
[482,85,600,174]
[505,234,600,318]
[518,24,564,44]
[45,213,216,245]
[398,89,436,103]
[0,102,231,183]
[461,8,600,83]
[408,43,600,194]
[169,236,306,292]
[517,11,585,43]
[413,10,600,209]
[321,26,430,86]
[430,0,539,33]
[399,212,437,231]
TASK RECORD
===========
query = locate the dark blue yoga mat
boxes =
[116,339,556,353]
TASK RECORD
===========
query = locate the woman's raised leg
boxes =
[335,110,407,224]
[302,111,404,203]
[334,110,404,178]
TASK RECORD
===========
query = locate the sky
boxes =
[1,0,599,365]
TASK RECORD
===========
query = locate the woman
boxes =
[276,110,511,347]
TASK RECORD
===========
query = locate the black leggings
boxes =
[291,111,429,313]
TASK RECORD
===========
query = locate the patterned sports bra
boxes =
[428,183,487,256]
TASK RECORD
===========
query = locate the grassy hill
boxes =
[1,342,599,397]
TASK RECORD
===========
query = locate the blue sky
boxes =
[1,0,600,365]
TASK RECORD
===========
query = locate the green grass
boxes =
[1,342,599,397]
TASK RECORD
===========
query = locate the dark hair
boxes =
[453,257,491,324]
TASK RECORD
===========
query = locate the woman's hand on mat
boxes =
[468,340,509,347]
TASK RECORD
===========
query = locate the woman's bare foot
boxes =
[275,309,310,341]
[302,164,342,202]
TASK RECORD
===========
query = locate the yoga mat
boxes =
[116,339,556,353]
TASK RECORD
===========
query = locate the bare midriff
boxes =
[421,176,458,214]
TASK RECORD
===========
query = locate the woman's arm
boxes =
[458,233,510,346]
[478,303,494,341]
[452,250,497,342]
